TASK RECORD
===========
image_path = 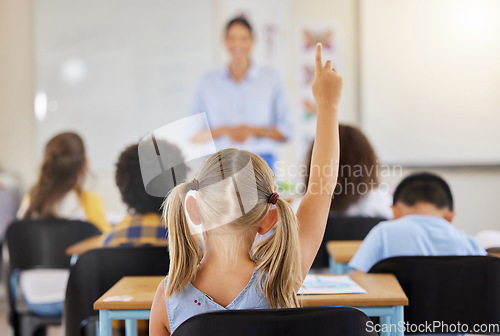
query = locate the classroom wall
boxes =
[1,0,499,234]
[0,0,37,186]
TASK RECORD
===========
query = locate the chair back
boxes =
[63,246,170,336]
[172,306,377,336]
[3,219,101,335]
[369,256,500,334]
[312,216,385,268]
[5,219,101,270]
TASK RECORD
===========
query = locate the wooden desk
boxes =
[95,274,408,336]
[488,252,500,259]
[302,273,407,307]
[326,240,362,273]
[65,235,103,256]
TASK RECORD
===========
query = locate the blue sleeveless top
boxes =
[165,268,270,333]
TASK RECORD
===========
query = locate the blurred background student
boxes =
[191,17,293,170]
[102,141,187,247]
[303,124,393,219]
[17,132,110,233]
[15,131,109,318]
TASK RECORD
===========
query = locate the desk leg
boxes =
[379,314,391,336]
[99,310,112,336]
[329,257,336,273]
[70,254,79,266]
[125,319,138,336]
[392,306,404,336]
[329,257,348,274]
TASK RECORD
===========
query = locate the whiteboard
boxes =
[34,0,215,172]
[360,0,500,166]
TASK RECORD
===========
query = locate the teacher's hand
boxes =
[229,125,253,142]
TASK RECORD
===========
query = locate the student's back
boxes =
[349,215,485,272]
[165,268,270,331]
[349,172,485,273]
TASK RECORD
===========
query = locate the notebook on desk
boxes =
[299,275,367,295]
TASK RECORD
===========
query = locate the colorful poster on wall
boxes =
[295,22,342,164]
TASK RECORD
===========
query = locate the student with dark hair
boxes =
[191,16,293,170]
[303,124,392,218]
[349,172,485,273]
[102,142,187,247]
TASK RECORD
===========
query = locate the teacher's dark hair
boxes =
[225,16,253,35]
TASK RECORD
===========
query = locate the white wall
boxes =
[1,0,499,234]
[0,0,36,186]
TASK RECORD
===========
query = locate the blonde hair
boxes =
[163,149,301,308]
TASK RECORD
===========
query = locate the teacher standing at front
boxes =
[191,17,293,170]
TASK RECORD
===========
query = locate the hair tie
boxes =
[190,178,200,191]
[268,192,279,205]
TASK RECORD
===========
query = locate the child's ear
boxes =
[444,210,455,223]
[185,193,201,225]
[258,208,278,235]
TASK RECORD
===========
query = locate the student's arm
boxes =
[348,226,384,273]
[296,43,343,279]
[150,280,170,336]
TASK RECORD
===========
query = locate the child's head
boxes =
[26,132,86,218]
[305,124,379,213]
[164,148,301,308]
[392,172,454,222]
[116,141,186,215]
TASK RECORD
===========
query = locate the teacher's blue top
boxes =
[191,63,293,161]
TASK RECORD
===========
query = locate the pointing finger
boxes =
[315,43,323,74]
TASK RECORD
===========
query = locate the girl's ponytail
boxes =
[164,182,202,297]
[252,197,302,308]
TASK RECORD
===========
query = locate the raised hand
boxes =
[311,43,343,110]
[296,42,342,280]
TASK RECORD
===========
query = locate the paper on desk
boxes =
[298,275,367,295]
[103,295,134,302]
